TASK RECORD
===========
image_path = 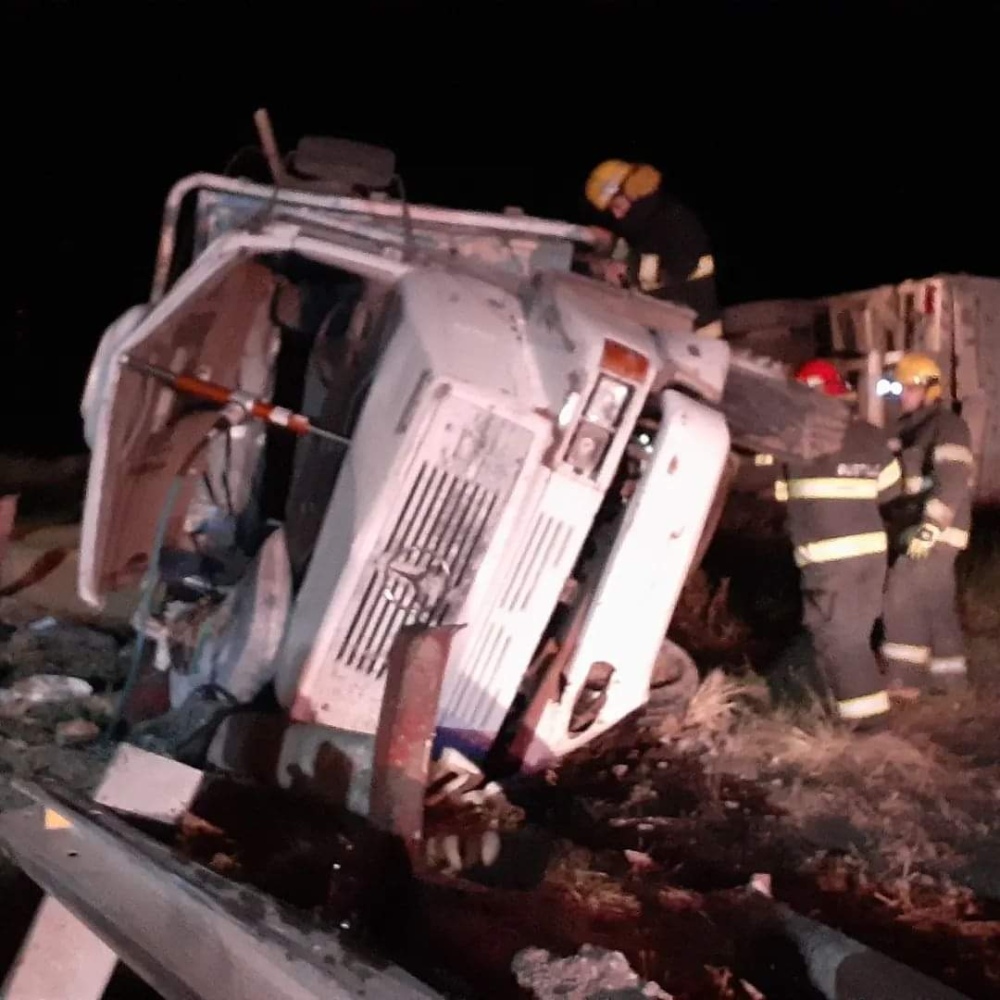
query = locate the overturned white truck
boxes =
[78,132,850,785]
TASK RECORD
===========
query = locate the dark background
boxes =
[6,0,998,457]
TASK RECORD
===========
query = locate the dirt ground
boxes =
[1,457,999,998]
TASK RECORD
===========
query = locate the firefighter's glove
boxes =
[905,522,942,559]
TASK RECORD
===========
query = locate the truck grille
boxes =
[448,510,573,725]
[336,461,499,676]
[328,398,533,686]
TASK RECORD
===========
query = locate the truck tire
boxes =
[639,638,700,729]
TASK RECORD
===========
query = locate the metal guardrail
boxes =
[0,775,974,1000]
[0,779,444,1000]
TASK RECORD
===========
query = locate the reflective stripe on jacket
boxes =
[771,419,901,568]
[886,402,974,549]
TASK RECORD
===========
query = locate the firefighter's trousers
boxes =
[800,554,890,722]
[881,544,966,689]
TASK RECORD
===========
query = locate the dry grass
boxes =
[673,669,769,739]
[753,716,942,784]
[545,844,643,917]
[2,456,997,904]
[682,670,749,732]
[646,626,1000,888]
[684,696,1000,883]
[656,501,1000,889]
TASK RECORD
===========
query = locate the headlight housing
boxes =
[566,422,612,476]
[583,375,631,428]
[558,342,647,479]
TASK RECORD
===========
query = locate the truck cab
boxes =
[78,131,847,784]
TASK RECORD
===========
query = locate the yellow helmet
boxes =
[894,352,942,402]
[585,160,662,211]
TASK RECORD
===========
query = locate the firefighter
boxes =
[880,352,974,697]
[771,359,902,730]
[583,159,722,337]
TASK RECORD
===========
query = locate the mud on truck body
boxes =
[77,133,851,792]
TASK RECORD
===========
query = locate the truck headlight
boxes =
[583,375,631,429]
[566,422,611,475]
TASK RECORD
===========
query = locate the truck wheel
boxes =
[640,638,700,728]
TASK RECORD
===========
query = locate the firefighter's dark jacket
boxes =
[612,191,720,328]
[883,402,974,548]
[769,419,902,568]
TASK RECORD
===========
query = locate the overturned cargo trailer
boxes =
[824,273,1000,504]
[723,273,1000,504]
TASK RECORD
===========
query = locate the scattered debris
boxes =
[423,748,525,875]
[1,620,122,687]
[26,616,58,632]
[93,743,205,825]
[0,604,121,813]
[512,944,674,999]
[624,849,659,873]
[0,674,93,708]
[55,718,100,746]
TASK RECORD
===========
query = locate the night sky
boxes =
[7,0,998,456]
